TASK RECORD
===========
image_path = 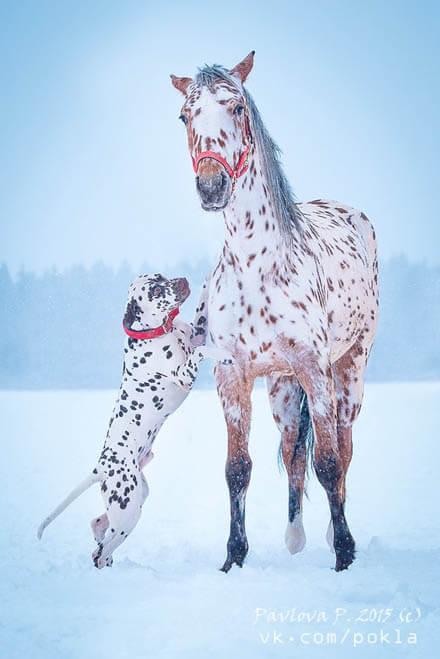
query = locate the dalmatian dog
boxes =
[37,273,228,568]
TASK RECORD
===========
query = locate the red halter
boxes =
[191,114,253,192]
[122,307,179,340]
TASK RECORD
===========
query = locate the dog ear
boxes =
[170,75,192,95]
[123,297,138,329]
[229,51,255,84]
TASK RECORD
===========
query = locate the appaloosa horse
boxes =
[171,52,378,572]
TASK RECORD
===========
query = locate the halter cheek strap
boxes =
[122,307,179,340]
[191,114,253,192]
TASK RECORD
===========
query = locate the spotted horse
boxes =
[171,52,378,572]
[37,273,229,568]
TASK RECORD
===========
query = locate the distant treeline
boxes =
[0,256,439,389]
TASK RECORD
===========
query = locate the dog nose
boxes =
[173,277,190,298]
[196,171,228,206]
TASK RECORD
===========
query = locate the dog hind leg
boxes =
[92,506,141,569]
[93,477,144,568]
[91,451,152,542]
[90,514,109,543]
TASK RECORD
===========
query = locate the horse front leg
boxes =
[216,363,253,573]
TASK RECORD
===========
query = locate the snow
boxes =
[1,382,439,658]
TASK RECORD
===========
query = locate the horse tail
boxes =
[300,389,315,477]
[37,472,100,540]
[277,388,314,476]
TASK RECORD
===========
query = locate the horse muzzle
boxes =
[191,116,252,212]
[196,170,231,211]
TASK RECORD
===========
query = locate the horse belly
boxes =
[299,205,378,363]
[326,268,377,363]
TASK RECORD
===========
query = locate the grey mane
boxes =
[195,64,302,243]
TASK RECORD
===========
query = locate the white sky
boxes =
[2,1,439,275]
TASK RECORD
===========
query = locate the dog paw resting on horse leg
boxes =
[216,362,253,572]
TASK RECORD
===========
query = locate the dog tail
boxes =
[37,472,100,540]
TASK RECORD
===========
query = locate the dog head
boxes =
[123,274,190,331]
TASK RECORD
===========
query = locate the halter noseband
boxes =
[122,307,179,340]
[191,114,253,192]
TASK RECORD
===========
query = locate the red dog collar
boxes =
[122,308,179,340]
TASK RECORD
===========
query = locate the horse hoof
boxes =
[220,559,232,573]
[220,555,245,572]
[335,540,356,571]
[222,535,248,570]
[335,554,355,571]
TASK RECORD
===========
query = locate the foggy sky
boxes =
[2,0,439,275]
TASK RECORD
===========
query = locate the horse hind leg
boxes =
[296,357,356,571]
[267,376,307,554]
[326,337,368,552]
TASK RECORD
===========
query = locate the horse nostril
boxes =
[196,172,229,203]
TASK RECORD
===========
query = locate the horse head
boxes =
[171,52,255,211]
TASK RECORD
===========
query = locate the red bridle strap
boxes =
[191,114,253,192]
[122,307,179,340]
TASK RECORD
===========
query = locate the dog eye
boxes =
[233,104,244,116]
[151,286,164,297]
[179,114,188,125]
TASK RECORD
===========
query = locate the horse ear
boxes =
[170,75,193,95]
[229,51,255,84]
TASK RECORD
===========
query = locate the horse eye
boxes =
[233,104,244,116]
[179,114,188,125]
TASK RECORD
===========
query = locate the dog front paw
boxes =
[198,347,234,364]
[190,332,206,348]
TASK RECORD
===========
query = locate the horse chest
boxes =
[208,268,317,360]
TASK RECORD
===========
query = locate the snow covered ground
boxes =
[1,382,439,658]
